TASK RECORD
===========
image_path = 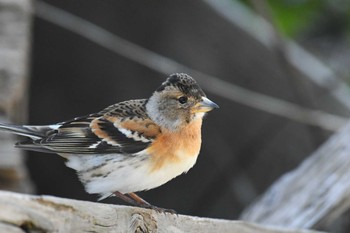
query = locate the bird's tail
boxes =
[0,123,55,140]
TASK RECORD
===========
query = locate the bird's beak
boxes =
[195,97,219,113]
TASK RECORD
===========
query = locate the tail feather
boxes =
[15,140,54,153]
[0,123,57,140]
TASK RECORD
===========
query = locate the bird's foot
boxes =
[142,204,177,215]
[113,191,177,214]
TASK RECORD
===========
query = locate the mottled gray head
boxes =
[146,73,218,131]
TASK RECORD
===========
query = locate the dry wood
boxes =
[0,0,31,121]
[241,121,350,229]
[0,190,324,233]
[0,0,33,193]
[0,117,33,193]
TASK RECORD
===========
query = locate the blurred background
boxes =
[2,0,350,232]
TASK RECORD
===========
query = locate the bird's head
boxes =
[146,73,219,131]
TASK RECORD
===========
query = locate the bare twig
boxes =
[204,0,350,110]
[33,1,348,132]
[249,0,326,149]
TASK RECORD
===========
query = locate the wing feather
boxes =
[16,99,160,155]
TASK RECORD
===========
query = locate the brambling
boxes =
[0,73,218,213]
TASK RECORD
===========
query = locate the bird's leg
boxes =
[113,191,176,214]
[127,192,177,214]
[127,193,153,209]
[113,191,139,206]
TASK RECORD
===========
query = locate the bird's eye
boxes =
[178,96,188,104]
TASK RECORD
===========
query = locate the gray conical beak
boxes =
[197,97,219,112]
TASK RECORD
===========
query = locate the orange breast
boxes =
[146,118,203,171]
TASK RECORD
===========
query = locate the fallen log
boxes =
[241,121,350,230]
[0,191,323,233]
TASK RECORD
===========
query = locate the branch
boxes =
[241,121,350,229]
[33,0,348,132]
[0,0,33,193]
[0,191,324,233]
[204,0,350,110]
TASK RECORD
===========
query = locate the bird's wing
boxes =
[16,99,161,154]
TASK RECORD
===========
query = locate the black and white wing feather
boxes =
[2,99,160,155]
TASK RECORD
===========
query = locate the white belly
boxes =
[65,150,199,197]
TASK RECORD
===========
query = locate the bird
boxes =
[0,73,218,213]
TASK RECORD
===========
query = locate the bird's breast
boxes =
[146,118,203,173]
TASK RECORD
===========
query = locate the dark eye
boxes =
[178,96,188,104]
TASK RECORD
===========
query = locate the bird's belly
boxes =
[65,150,199,195]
